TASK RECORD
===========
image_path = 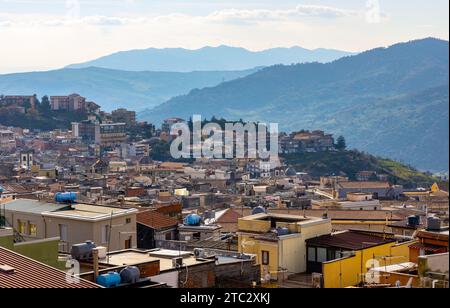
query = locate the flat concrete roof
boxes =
[103,250,210,272]
[2,199,70,214]
[42,204,137,222]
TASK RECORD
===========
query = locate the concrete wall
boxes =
[419,253,449,280]
[322,241,413,288]
[178,262,216,288]
[3,211,46,241]
[44,214,137,252]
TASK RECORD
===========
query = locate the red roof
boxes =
[0,247,100,288]
[217,209,242,224]
[137,210,178,230]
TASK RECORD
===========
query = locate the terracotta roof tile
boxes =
[0,247,100,288]
[217,209,242,224]
[137,210,178,230]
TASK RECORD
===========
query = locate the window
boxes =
[165,232,172,240]
[101,225,110,244]
[193,232,201,240]
[262,251,270,265]
[17,220,26,235]
[125,218,132,224]
[29,223,37,237]
[308,247,316,262]
[317,248,327,263]
[59,224,68,242]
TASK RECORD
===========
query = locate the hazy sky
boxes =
[0,0,448,73]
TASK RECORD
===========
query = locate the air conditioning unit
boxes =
[172,257,183,268]
[194,248,206,259]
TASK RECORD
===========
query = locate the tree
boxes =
[336,136,347,151]
[39,95,51,114]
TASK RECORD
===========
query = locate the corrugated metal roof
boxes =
[0,246,100,288]
[306,230,395,250]
[2,199,70,214]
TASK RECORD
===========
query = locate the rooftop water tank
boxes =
[276,227,290,236]
[427,216,442,231]
[70,241,96,261]
[120,266,140,284]
[407,215,420,227]
[96,272,121,288]
[0,186,4,194]
[55,192,77,203]
[184,214,202,226]
[252,206,266,215]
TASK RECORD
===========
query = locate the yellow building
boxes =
[30,165,57,178]
[237,213,332,281]
[305,230,415,288]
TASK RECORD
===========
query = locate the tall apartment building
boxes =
[279,130,335,154]
[51,93,86,112]
[72,121,127,147]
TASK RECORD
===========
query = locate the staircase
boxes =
[279,274,315,289]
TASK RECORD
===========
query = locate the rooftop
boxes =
[337,181,391,189]
[104,249,211,272]
[137,210,178,230]
[306,230,396,251]
[42,204,138,222]
[0,246,100,288]
[2,199,70,214]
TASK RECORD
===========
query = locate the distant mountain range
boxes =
[141,38,449,172]
[66,45,355,72]
[0,67,258,111]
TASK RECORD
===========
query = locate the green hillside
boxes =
[141,38,449,172]
[282,150,437,188]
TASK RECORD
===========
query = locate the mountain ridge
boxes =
[66,45,355,72]
[0,66,259,111]
[140,38,449,172]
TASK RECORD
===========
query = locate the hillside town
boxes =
[0,94,448,289]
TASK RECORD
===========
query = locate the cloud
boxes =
[365,0,388,24]
[0,20,11,27]
[197,5,357,25]
[0,4,358,28]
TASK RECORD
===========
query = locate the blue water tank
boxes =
[252,206,266,215]
[96,272,121,288]
[276,227,290,236]
[55,192,77,203]
[184,214,202,226]
[0,186,3,194]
